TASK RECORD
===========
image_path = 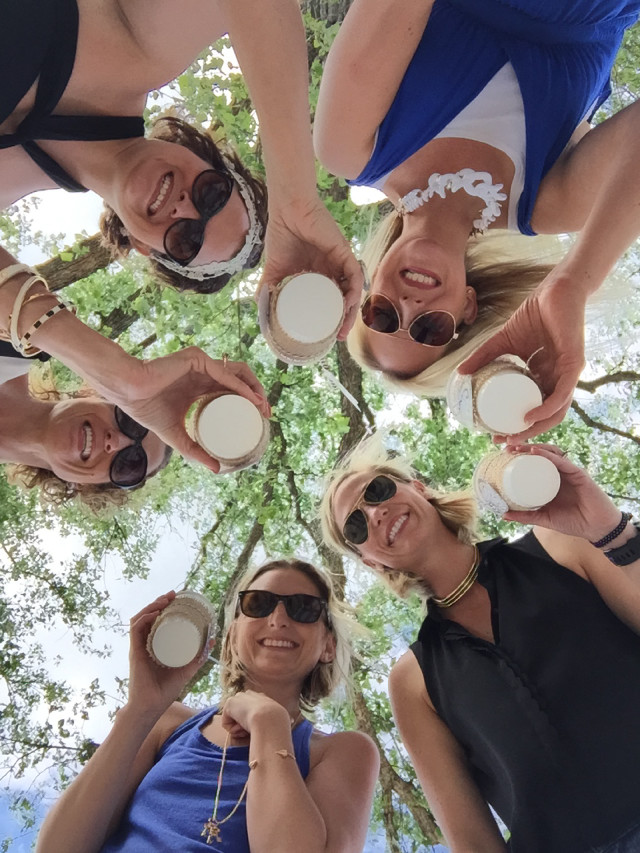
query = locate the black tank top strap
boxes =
[1,0,145,192]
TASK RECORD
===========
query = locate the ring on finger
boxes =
[222,352,229,369]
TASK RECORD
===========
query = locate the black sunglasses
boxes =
[361,294,459,347]
[343,475,398,547]
[238,590,329,624]
[163,169,235,266]
[109,407,149,489]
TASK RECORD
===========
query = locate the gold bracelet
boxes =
[0,264,33,291]
[275,749,295,761]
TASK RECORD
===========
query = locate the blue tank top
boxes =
[351,0,640,234]
[0,0,145,192]
[411,533,640,852]
[101,705,314,852]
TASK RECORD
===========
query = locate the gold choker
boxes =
[432,546,480,608]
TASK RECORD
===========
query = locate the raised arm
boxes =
[460,100,640,440]
[501,444,640,633]
[221,691,379,853]
[35,593,206,853]
[314,0,435,180]
[389,652,507,852]
[0,250,269,472]
[220,0,364,336]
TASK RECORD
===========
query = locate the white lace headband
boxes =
[152,162,262,282]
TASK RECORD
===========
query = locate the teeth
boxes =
[149,174,171,214]
[81,423,93,461]
[389,514,408,545]
[404,271,438,285]
[262,639,295,648]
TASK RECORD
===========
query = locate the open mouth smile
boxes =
[259,638,298,649]
[402,269,441,288]
[80,422,94,461]
[388,514,409,546]
[148,172,173,215]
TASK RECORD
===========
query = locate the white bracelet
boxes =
[0,263,34,291]
[9,274,57,356]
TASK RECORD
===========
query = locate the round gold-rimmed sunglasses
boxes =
[361,294,459,347]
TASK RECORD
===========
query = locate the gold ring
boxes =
[222,352,229,369]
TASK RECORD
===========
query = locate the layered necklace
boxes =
[395,169,506,234]
[432,545,480,608]
[200,710,304,845]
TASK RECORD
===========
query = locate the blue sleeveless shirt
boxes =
[101,706,314,852]
[351,0,640,234]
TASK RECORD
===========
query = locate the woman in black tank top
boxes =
[321,438,640,853]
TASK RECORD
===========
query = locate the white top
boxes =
[371,62,526,231]
[196,394,264,461]
[275,273,344,343]
[0,355,30,386]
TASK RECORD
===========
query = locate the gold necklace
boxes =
[432,546,480,608]
[201,730,251,845]
[200,709,304,844]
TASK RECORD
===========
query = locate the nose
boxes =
[104,428,132,455]
[267,600,290,627]
[365,502,389,529]
[170,190,199,219]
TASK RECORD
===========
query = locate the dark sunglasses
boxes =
[163,169,235,266]
[343,475,398,547]
[361,294,459,347]
[238,590,329,624]
[109,407,149,489]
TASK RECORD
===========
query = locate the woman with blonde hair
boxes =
[0,344,171,508]
[320,435,640,851]
[315,0,640,438]
[36,559,379,852]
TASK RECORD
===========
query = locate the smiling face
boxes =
[231,568,335,690]
[331,471,442,574]
[108,138,250,266]
[364,234,477,377]
[44,399,168,486]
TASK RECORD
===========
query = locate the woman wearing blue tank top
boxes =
[315,0,640,440]
[35,559,379,853]
[320,437,640,852]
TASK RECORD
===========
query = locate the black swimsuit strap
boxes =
[1,0,145,192]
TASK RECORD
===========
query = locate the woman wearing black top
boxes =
[321,439,640,852]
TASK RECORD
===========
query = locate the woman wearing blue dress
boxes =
[315,0,640,439]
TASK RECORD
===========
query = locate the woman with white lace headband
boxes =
[2,0,363,312]
[314,0,640,440]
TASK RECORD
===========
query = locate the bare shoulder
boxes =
[309,727,379,771]
[155,702,199,748]
[532,527,590,581]
[389,648,427,698]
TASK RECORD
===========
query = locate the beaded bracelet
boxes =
[8,274,68,357]
[590,511,633,549]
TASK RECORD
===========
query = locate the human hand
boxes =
[501,444,620,541]
[258,196,364,340]
[220,690,290,740]
[106,349,270,473]
[458,268,586,442]
[127,592,214,719]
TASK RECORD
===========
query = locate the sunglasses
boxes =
[163,169,235,266]
[237,590,329,624]
[361,294,459,347]
[109,407,149,489]
[343,475,398,547]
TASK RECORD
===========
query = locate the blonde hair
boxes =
[319,434,477,601]
[350,216,558,396]
[219,559,359,711]
[4,368,171,511]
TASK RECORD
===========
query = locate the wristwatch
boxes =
[604,521,640,566]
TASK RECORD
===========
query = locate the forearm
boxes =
[0,248,139,399]
[562,101,640,294]
[220,0,317,202]
[246,714,326,853]
[35,704,160,853]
